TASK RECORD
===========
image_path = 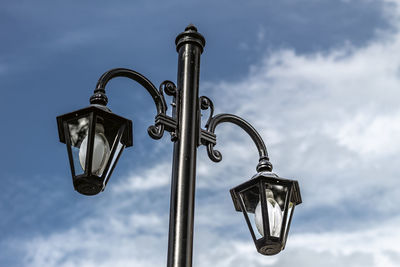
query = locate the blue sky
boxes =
[1,0,399,266]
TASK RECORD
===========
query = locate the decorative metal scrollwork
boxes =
[200,96,214,128]
[91,68,178,140]
[91,69,272,172]
[157,80,178,141]
[202,112,273,172]
[161,80,177,97]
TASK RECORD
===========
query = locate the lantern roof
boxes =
[230,172,302,212]
[57,104,133,147]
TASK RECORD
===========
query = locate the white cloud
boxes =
[111,162,171,193]
[285,216,400,267]
[202,5,400,212]
[192,215,400,267]
[335,111,400,156]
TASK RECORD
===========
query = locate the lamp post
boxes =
[56,25,302,267]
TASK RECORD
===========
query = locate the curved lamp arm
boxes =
[90,68,175,139]
[205,113,273,172]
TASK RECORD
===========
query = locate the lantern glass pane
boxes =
[261,182,289,238]
[67,116,90,175]
[83,120,111,177]
[98,116,128,179]
[282,202,295,247]
[239,185,263,240]
[103,140,124,183]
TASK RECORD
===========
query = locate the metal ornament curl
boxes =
[200,96,214,128]
[161,80,178,97]
[204,112,273,172]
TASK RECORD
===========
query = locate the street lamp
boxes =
[230,171,302,255]
[56,25,302,266]
[56,104,132,195]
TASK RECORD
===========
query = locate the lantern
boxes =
[230,171,302,255]
[57,104,132,195]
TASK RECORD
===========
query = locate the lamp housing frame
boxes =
[230,171,302,255]
[57,104,132,195]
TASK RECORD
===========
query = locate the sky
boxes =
[0,0,400,266]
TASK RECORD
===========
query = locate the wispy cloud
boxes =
[204,8,400,216]
[284,216,400,267]
[112,162,171,193]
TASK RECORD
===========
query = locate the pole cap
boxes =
[175,24,206,53]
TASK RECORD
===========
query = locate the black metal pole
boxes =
[166,25,205,267]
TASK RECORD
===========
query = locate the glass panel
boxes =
[282,202,295,247]
[99,116,126,179]
[262,183,288,238]
[87,122,111,176]
[67,116,90,175]
[103,140,125,186]
[239,185,263,240]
